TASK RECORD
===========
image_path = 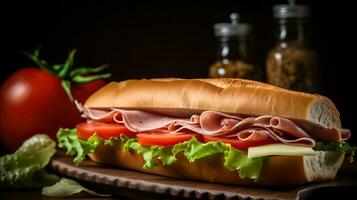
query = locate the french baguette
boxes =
[84,78,345,186]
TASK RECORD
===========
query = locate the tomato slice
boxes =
[76,122,135,139]
[137,133,202,146]
[76,122,276,149]
[203,135,276,150]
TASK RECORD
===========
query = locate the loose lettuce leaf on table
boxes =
[0,134,59,189]
[42,178,110,197]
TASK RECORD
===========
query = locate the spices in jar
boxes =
[209,60,236,78]
[266,4,319,92]
[210,13,261,80]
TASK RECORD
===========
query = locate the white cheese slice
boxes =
[248,143,316,158]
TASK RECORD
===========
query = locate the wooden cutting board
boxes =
[50,153,357,200]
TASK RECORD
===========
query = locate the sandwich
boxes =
[57,78,355,186]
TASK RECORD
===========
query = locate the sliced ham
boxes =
[237,128,272,141]
[76,102,350,147]
[302,126,351,142]
[236,127,315,146]
[199,111,245,135]
[268,116,311,138]
[112,109,178,132]
[341,129,352,141]
[247,125,316,146]
[75,101,115,121]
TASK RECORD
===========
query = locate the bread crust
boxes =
[88,142,344,186]
[84,78,341,128]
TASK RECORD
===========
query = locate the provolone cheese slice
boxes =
[248,143,316,158]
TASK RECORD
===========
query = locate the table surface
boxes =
[2,182,357,200]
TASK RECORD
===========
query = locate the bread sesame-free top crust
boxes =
[85,78,341,128]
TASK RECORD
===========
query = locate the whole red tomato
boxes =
[0,50,109,152]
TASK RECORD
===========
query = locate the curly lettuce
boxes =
[314,141,356,163]
[57,129,264,180]
[57,128,102,165]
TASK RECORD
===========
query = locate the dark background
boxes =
[0,0,355,144]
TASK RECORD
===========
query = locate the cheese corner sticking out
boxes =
[248,143,316,158]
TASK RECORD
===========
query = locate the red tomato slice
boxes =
[137,133,202,146]
[203,136,276,150]
[76,122,135,139]
[76,122,275,149]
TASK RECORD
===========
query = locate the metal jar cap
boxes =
[273,5,310,18]
[214,13,252,37]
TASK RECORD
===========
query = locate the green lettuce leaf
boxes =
[120,135,176,168]
[154,146,177,166]
[129,142,157,168]
[57,128,102,165]
[42,178,110,197]
[120,134,136,150]
[58,132,264,180]
[173,137,230,161]
[172,137,263,180]
[0,134,59,189]
[314,141,356,163]
[224,147,264,180]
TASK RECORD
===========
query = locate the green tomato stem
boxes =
[26,48,110,102]
[23,49,51,72]
[58,50,76,78]
[70,65,109,77]
[72,73,111,84]
[61,80,74,101]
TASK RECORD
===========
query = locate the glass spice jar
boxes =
[266,4,319,92]
[209,13,261,80]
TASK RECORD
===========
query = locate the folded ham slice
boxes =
[76,102,350,148]
[168,112,316,147]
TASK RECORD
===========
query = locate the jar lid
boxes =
[273,5,310,18]
[214,13,252,37]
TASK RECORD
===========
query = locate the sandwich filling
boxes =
[57,103,354,181]
[79,105,350,147]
